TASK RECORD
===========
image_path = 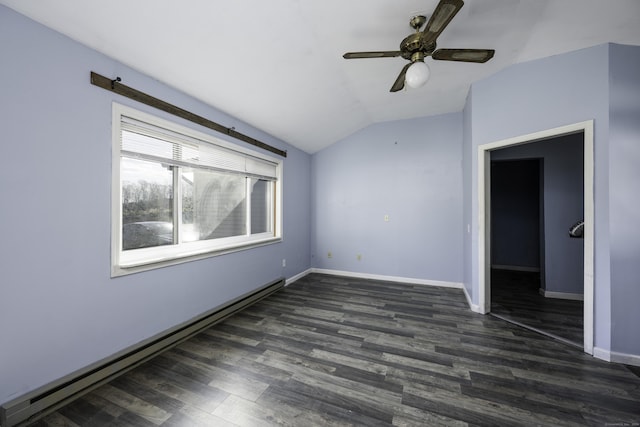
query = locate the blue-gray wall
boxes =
[466,43,610,350]
[466,43,640,358]
[491,135,584,295]
[312,114,464,284]
[462,93,473,300]
[2,3,639,405]
[609,44,640,356]
[0,6,311,405]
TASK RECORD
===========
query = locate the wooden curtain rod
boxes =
[90,71,287,158]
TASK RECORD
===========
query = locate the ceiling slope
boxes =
[2,0,640,153]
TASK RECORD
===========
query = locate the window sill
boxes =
[111,237,282,277]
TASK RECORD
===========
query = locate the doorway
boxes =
[489,156,584,348]
[477,121,594,354]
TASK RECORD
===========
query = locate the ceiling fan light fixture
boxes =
[405,61,430,88]
[342,0,494,93]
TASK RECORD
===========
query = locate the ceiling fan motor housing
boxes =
[400,33,436,61]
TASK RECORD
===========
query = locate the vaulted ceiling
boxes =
[2,1,640,153]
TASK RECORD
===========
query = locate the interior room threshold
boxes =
[489,312,583,350]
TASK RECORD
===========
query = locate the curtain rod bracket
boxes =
[111,76,121,89]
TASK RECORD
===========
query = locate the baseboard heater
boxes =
[1,277,285,427]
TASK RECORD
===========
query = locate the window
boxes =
[112,104,281,276]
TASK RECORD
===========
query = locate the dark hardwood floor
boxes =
[490,269,584,347]
[32,273,639,426]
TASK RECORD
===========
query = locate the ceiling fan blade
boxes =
[432,48,495,63]
[423,0,464,42]
[390,63,412,92]
[343,51,402,59]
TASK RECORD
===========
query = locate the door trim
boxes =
[477,120,594,354]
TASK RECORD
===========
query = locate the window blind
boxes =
[121,116,278,180]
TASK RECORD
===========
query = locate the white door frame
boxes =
[477,121,594,354]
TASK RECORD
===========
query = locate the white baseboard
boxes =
[462,285,483,313]
[612,351,640,367]
[593,347,640,367]
[308,268,481,313]
[285,268,312,286]
[538,288,584,301]
[310,268,463,289]
[492,264,540,272]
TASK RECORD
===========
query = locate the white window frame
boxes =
[111,103,282,277]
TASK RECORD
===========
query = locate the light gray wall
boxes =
[311,113,464,284]
[491,135,584,295]
[609,43,640,357]
[0,6,311,405]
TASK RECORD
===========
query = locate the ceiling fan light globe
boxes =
[405,61,430,88]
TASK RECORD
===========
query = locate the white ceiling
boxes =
[2,1,640,153]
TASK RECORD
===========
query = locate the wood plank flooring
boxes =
[490,269,584,346]
[33,273,640,426]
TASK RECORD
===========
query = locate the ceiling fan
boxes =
[343,0,495,92]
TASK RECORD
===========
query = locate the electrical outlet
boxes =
[327,251,332,259]
[384,214,390,222]
[282,259,286,267]
[357,254,362,261]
